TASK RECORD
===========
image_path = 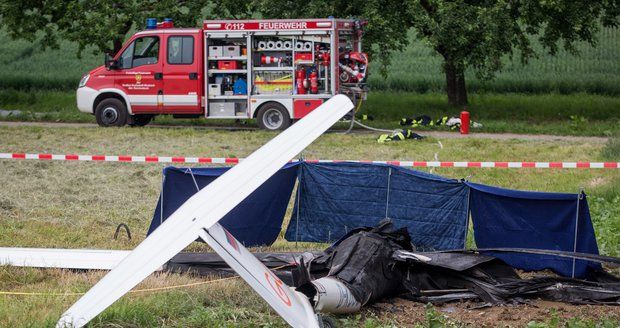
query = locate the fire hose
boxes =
[340,99,398,134]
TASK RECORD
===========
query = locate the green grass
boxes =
[364,92,620,121]
[0,26,619,94]
[0,29,98,91]
[0,126,618,326]
[1,89,618,136]
[602,133,620,160]
[361,92,620,136]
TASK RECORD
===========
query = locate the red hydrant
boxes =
[460,110,470,134]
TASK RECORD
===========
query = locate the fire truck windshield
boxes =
[119,36,160,69]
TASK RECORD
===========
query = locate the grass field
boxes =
[0,126,618,327]
[0,26,619,95]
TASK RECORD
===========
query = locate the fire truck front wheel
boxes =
[256,103,291,131]
[95,98,128,127]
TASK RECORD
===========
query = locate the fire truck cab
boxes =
[77,18,368,130]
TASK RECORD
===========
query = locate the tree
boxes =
[410,0,620,106]
[0,0,209,56]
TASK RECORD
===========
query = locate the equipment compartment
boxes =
[209,102,236,117]
[294,99,324,118]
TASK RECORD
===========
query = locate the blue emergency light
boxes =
[146,18,157,29]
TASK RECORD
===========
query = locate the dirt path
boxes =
[371,298,620,327]
[0,121,258,131]
[0,121,608,143]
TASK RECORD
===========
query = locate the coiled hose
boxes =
[341,98,396,134]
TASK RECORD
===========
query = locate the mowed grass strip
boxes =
[0,126,618,327]
[1,90,619,136]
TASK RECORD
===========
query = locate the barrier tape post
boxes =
[0,153,618,169]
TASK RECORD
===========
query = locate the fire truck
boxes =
[77,18,369,130]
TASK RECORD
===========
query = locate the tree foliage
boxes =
[0,0,209,56]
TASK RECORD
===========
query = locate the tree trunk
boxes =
[444,60,468,106]
[111,20,134,56]
[112,39,124,56]
[455,69,468,106]
[445,61,457,105]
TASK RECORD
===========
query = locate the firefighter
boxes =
[377,129,424,143]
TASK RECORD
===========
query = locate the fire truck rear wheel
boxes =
[129,114,154,127]
[95,98,128,127]
[257,103,291,131]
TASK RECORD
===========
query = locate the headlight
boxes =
[78,74,90,88]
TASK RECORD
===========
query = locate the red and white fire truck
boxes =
[77,18,369,130]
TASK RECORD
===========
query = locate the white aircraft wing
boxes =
[199,223,319,328]
[57,95,353,327]
[0,247,131,270]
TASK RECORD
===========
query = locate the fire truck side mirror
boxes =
[104,53,119,70]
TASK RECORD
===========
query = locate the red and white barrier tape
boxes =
[305,159,619,168]
[0,152,240,164]
[1,152,618,169]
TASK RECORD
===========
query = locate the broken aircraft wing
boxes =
[200,223,319,328]
[0,247,131,270]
